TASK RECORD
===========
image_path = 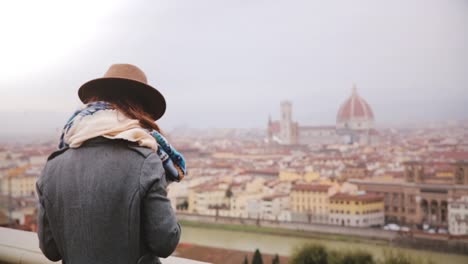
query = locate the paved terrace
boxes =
[0,227,208,264]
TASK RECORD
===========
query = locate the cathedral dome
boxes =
[336,84,374,130]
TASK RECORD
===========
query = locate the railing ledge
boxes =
[0,227,208,264]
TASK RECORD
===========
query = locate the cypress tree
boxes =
[243,255,249,264]
[272,254,280,264]
[252,249,263,264]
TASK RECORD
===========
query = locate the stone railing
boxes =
[0,227,208,264]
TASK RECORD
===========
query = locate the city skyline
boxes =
[1,110,468,263]
[0,0,467,131]
[0,91,466,141]
[1,1,468,263]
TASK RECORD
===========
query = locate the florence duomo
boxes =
[267,84,379,146]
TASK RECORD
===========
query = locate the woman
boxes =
[36,64,185,264]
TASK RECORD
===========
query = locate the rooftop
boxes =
[292,184,331,192]
[330,193,383,203]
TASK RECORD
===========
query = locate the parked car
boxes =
[384,223,400,231]
[400,226,410,232]
[437,228,448,234]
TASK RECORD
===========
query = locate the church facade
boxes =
[267,85,379,146]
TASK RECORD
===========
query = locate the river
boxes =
[180,225,468,264]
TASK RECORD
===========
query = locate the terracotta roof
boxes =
[368,129,380,135]
[299,126,336,131]
[336,86,374,123]
[241,169,278,176]
[268,121,280,133]
[385,171,405,178]
[262,193,289,201]
[191,181,226,192]
[229,181,247,189]
[430,151,468,161]
[211,163,233,169]
[265,179,287,188]
[194,185,225,192]
[330,193,383,203]
[292,184,331,192]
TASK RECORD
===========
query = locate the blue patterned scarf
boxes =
[59,101,187,182]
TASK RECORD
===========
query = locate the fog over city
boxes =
[0,0,467,136]
[3,2,468,263]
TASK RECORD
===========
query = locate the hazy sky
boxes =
[0,0,467,132]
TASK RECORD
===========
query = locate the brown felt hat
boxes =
[78,64,166,120]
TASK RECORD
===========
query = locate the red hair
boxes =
[84,96,162,133]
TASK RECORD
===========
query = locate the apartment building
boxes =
[0,166,37,198]
[290,184,338,223]
[448,196,468,235]
[329,193,384,227]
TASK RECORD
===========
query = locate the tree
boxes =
[381,250,434,264]
[176,200,188,211]
[328,250,375,264]
[243,255,249,264]
[290,244,327,264]
[226,188,233,198]
[272,254,280,264]
[252,249,263,264]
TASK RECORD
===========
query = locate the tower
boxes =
[280,101,293,144]
[404,161,424,183]
[453,161,468,185]
[267,115,273,142]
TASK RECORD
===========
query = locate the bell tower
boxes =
[280,101,293,144]
[453,161,468,185]
[267,115,273,142]
[404,161,424,183]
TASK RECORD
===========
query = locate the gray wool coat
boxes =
[36,136,181,264]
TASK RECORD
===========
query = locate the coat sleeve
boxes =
[36,182,62,262]
[140,153,181,258]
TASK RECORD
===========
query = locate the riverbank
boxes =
[177,213,468,256]
[175,243,289,264]
[178,224,468,264]
[177,213,396,241]
[179,220,388,246]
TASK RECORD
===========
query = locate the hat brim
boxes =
[78,77,166,121]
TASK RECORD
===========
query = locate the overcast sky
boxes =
[0,0,467,133]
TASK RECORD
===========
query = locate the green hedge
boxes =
[289,243,435,264]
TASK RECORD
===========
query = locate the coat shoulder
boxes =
[126,142,155,158]
[47,147,70,161]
